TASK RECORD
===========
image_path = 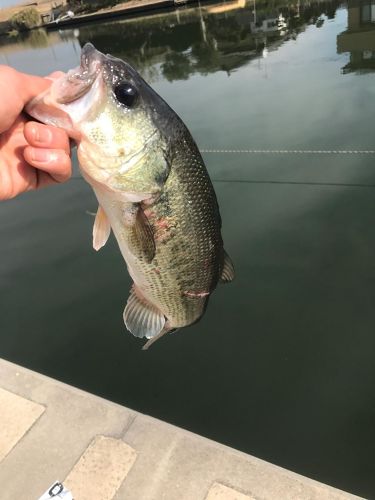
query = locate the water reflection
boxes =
[0,0,334,81]
[74,0,343,80]
[337,0,375,73]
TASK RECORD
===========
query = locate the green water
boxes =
[1,0,375,496]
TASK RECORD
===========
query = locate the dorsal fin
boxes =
[219,250,235,284]
[123,287,165,339]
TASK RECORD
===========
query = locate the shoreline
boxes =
[0,0,214,34]
[45,0,186,30]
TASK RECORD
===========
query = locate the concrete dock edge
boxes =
[0,358,363,500]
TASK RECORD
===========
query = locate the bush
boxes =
[67,0,124,14]
[10,7,41,31]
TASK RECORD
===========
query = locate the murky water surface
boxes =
[1,1,375,495]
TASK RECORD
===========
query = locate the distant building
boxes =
[41,0,67,24]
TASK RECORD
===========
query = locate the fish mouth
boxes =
[55,43,102,104]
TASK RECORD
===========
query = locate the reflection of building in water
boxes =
[337,0,375,73]
[250,13,287,34]
[248,0,287,36]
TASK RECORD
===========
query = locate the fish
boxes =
[26,43,234,349]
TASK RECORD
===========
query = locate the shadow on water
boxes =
[2,0,375,497]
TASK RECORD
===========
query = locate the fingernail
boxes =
[31,148,56,163]
[33,124,52,145]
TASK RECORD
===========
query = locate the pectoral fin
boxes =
[219,250,235,284]
[124,287,165,339]
[93,205,111,251]
[124,204,155,263]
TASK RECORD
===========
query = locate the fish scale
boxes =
[138,137,224,327]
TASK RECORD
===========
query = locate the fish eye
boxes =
[114,82,138,108]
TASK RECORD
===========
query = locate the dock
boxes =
[44,0,177,30]
[0,357,362,499]
[0,0,200,35]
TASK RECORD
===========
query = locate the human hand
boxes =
[0,66,72,201]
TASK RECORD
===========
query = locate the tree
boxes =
[10,8,41,31]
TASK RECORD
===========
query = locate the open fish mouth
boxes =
[55,43,102,104]
[25,43,106,139]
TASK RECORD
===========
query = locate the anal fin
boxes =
[123,287,165,340]
[219,250,235,284]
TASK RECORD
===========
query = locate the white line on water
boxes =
[200,149,375,154]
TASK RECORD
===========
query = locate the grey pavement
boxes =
[0,358,363,500]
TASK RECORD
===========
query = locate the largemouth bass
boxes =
[27,43,234,349]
